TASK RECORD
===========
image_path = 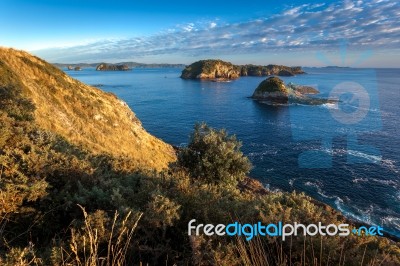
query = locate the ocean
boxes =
[67,67,400,237]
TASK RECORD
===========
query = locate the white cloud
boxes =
[34,0,400,63]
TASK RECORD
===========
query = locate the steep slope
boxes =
[0,47,175,170]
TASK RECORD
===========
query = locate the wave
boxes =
[335,198,400,236]
[381,216,400,229]
[248,150,278,157]
[311,147,399,173]
[303,180,336,199]
[320,103,338,109]
[351,177,399,189]
[352,177,369,184]
[347,149,382,163]
[334,197,373,224]
[264,183,282,193]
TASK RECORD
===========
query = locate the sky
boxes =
[1,0,399,67]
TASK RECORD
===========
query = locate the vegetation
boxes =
[177,123,252,185]
[0,48,399,265]
[180,59,240,79]
[239,64,304,76]
[253,77,288,93]
[0,47,176,172]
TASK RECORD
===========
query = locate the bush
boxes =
[177,123,252,186]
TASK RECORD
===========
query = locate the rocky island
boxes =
[96,63,130,71]
[252,76,335,105]
[180,59,240,80]
[181,59,305,80]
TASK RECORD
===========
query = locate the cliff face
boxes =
[96,63,130,71]
[181,60,305,80]
[0,48,175,170]
[180,60,240,80]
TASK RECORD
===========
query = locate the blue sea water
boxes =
[68,67,400,237]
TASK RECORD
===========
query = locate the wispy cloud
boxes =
[34,0,400,63]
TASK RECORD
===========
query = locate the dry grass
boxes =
[0,47,176,171]
[58,205,142,266]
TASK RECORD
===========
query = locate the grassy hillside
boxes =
[0,47,175,171]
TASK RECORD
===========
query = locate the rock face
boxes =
[181,60,305,80]
[181,59,240,80]
[0,48,175,170]
[251,77,289,103]
[96,63,130,71]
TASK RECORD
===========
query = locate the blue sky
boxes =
[1,0,399,67]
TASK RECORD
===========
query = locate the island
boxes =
[180,59,240,80]
[96,63,130,71]
[180,59,305,80]
[251,76,335,105]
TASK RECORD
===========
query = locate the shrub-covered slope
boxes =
[0,47,175,171]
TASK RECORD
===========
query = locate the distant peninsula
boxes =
[54,62,186,69]
[180,59,305,80]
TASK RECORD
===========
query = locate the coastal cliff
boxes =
[181,59,305,80]
[0,48,175,170]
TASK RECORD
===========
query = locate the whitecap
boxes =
[321,103,338,109]
[347,149,382,163]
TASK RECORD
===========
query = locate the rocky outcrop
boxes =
[288,82,319,94]
[96,63,130,71]
[181,60,305,80]
[181,59,240,80]
[252,77,334,105]
[74,66,82,71]
[251,77,289,103]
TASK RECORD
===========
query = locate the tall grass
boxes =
[59,205,142,266]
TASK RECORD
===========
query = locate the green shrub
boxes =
[177,123,252,186]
